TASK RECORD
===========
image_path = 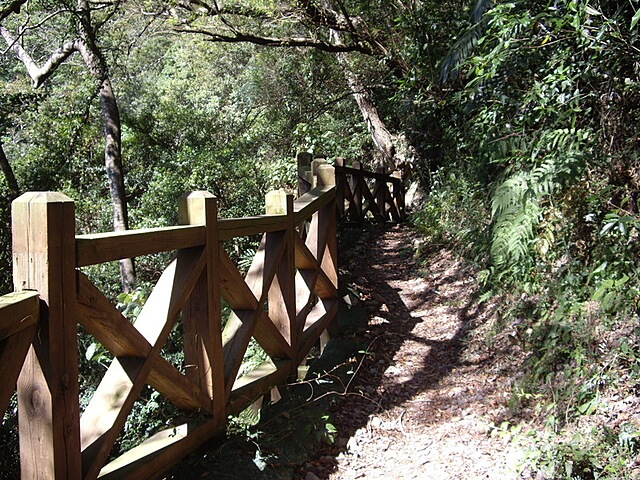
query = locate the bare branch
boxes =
[172,26,376,55]
[92,0,123,30]
[15,8,72,35]
[0,25,80,87]
[171,0,391,61]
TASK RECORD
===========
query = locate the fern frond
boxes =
[491,172,529,218]
[491,199,541,270]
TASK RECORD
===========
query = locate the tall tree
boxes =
[166,0,409,169]
[0,0,135,291]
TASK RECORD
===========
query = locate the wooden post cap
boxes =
[13,190,73,204]
[265,189,288,215]
[316,165,336,186]
[311,158,327,176]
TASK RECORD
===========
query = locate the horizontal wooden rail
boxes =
[335,164,403,183]
[0,291,40,426]
[293,185,336,225]
[77,172,390,267]
[0,290,39,340]
[76,225,205,267]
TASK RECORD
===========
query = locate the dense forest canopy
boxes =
[2,0,640,477]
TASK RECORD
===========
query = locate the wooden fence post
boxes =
[334,158,346,219]
[394,174,406,220]
[12,192,81,479]
[375,167,387,221]
[265,191,297,372]
[352,161,364,223]
[297,153,313,196]
[178,192,226,432]
[315,166,339,337]
[311,158,327,188]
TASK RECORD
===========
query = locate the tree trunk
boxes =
[99,77,136,292]
[0,143,20,199]
[330,26,397,170]
[76,4,136,292]
[342,68,396,169]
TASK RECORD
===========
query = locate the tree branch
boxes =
[172,0,394,64]
[0,26,80,87]
[175,0,271,20]
[0,0,26,22]
[172,26,376,55]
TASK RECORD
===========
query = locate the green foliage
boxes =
[408,1,640,476]
[494,419,640,479]
[411,165,490,263]
[0,394,19,478]
[303,414,338,445]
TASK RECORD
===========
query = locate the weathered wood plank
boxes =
[296,265,335,302]
[246,231,287,304]
[218,248,291,361]
[75,216,292,267]
[0,324,38,418]
[76,225,205,267]
[76,272,148,358]
[179,192,226,426]
[334,163,346,218]
[385,181,401,221]
[218,249,260,310]
[218,214,288,240]
[299,298,339,361]
[352,168,364,221]
[97,421,224,480]
[318,202,339,295]
[227,360,291,416]
[134,247,206,344]
[267,195,297,356]
[221,309,260,393]
[0,290,39,340]
[335,164,402,183]
[147,356,214,415]
[80,356,145,473]
[340,175,359,221]
[375,168,388,221]
[222,307,292,395]
[294,234,317,270]
[362,179,386,221]
[293,186,336,225]
[13,192,82,479]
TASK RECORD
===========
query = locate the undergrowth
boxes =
[411,1,640,477]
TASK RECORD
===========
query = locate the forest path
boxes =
[166,222,524,479]
[299,222,523,479]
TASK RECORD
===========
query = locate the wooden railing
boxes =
[6,159,404,479]
[335,158,405,223]
[297,154,405,223]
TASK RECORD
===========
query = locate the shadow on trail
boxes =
[164,223,496,480]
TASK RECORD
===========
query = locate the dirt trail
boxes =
[297,223,523,480]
